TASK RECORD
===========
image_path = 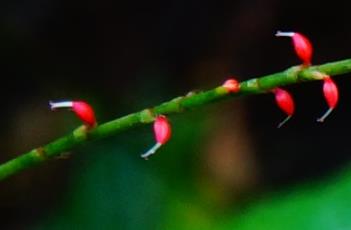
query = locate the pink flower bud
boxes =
[317,76,339,122]
[141,115,171,159]
[272,88,295,128]
[275,31,313,66]
[154,115,171,144]
[49,100,97,128]
[222,78,240,93]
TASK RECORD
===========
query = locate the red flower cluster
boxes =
[48,30,339,160]
[221,31,339,128]
[275,31,339,125]
[49,99,172,159]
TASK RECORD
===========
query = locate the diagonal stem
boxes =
[0,58,351,181]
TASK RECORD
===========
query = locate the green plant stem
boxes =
[1,58,351,181]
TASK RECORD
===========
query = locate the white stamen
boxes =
[277,115,292,128]
[49,101,73,110]
[317,108,334,123]
[275,31,295,37]
[141,142,162,160]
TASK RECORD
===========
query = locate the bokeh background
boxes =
[0,0,351,229]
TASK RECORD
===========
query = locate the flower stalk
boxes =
[0,59,350,181]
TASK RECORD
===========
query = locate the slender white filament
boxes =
[275,31,295,37]
[141,142,162,160]
[317,108,334,123]
[277,115,292,128]
[49,101,73,110]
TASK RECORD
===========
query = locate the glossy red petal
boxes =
[292,33,313,66]
[323,77,339,108]
[154,115,171,144]
[72,101,97,127]
[274,88,295,116]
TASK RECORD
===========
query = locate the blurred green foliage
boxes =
[34,112,216,230]
[220,166,351,230]
[31,106,351,230]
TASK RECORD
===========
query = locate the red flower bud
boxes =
[317,76,339,122]
[50,100,97,128]
[141,115,171,159]
[275,31,313,66]
[222,78,240,93]
[272,88,295,128]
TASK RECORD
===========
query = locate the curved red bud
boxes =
[273,88,295,128]
[317,77,339,122]
[72,101,97,127]
[292,33,313,66]
[141,115,171,159]
[49,100,97,128]
[222,78,240,93]
[323,77,338,108]
[276,31,313,66]
[154,115,171,144]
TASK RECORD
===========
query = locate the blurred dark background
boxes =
[0,0,351,229]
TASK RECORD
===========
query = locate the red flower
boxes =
[317,76,339,122]
[276,31,313,66]
[272,88,295,128]
[141,115,172,159]
[50,100,97,128]
[222,78,240,93]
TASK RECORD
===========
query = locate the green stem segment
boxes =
[1,59,351,181]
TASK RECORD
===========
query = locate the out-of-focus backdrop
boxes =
[0,0,351,229]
